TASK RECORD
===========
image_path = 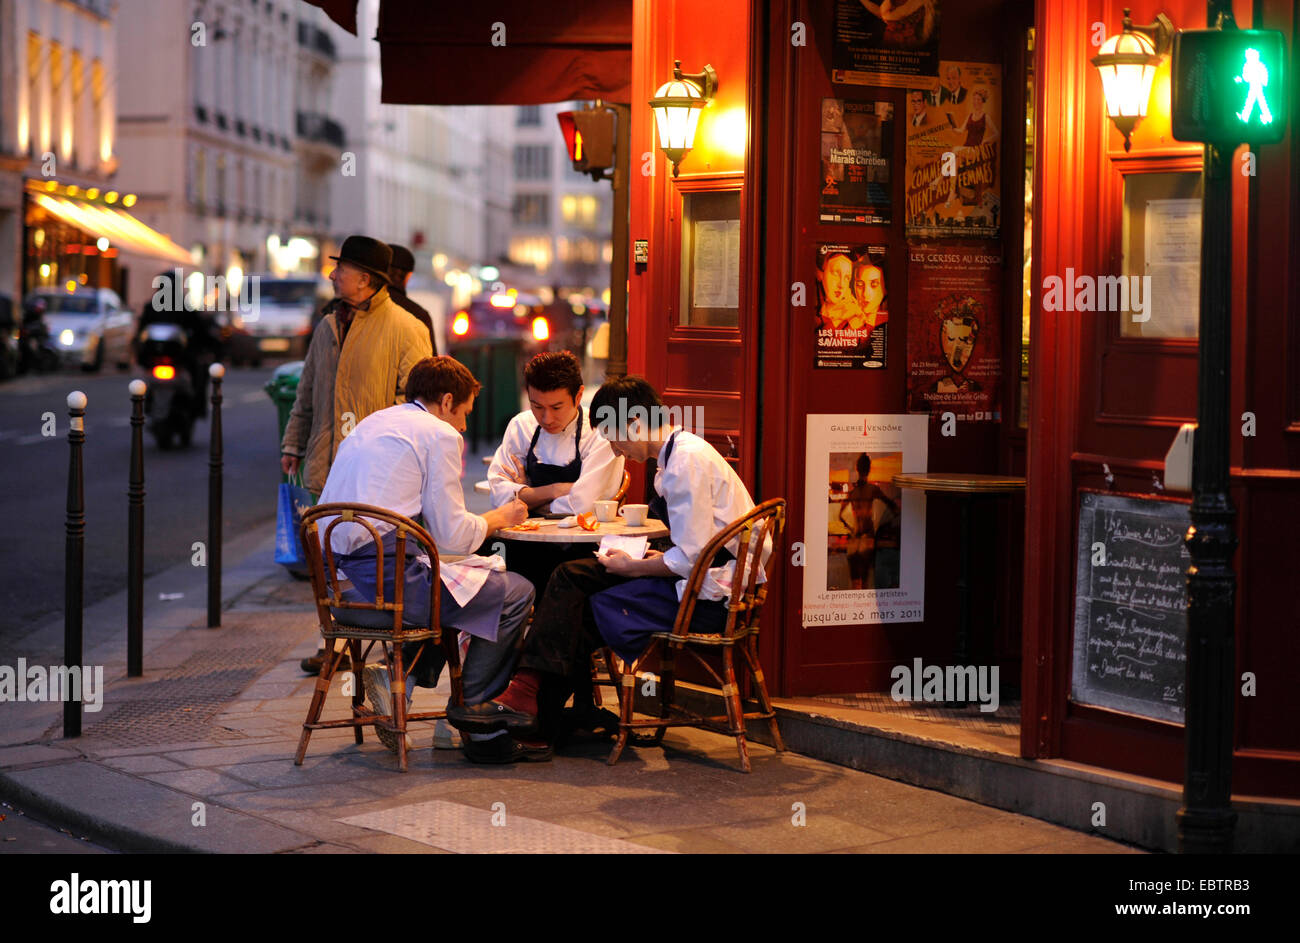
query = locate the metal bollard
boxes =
[64,391,87,738]
[207,363,224,628]
[127,379,146,676]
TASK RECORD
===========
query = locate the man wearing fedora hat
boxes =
[282,234,433,675]
[388,244,439,356]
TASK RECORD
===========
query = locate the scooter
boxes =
[137,322,199,449]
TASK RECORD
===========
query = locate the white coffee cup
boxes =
[619,503,649,526]
[594,500,618,522]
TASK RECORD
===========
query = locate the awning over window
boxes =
[303,0,632,105]
[30,192,193,266]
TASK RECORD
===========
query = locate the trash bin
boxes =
[450,338,524,452]
[264,360,304,483]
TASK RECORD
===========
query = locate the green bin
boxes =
[450,338,524,451]
[265,360,304,481]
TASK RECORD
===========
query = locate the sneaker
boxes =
[362,664,402,754]
[432,717,462,750]
[301,647,351,676]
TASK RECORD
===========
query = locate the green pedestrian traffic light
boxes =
[1172,28,1286,145]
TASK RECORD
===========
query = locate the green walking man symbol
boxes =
[1234,48,1273,125]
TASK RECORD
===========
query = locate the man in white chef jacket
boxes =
[486,350,624,593]
[318,357,550,763]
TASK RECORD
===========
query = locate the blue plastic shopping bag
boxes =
[274,478,316,568]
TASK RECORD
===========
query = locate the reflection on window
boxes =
[1019,27,1034,429]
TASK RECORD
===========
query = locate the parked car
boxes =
[25,286,133,371]
[239,275,329,360]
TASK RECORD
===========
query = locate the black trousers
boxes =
[519,557,630,684]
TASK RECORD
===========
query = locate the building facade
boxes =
[113,0,300,304]
[0,0,122,301]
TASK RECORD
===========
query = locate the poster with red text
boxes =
[904,60,1001,239]
[906,244,1002,421]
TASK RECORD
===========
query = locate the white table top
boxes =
[494,517,669,543]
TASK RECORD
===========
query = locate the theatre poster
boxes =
[820,98,894,225]
[830,0,941,89]
[813,243,889,369]
[906,244,1003,421]
[803,414,928,627]
[904,60,1001,239]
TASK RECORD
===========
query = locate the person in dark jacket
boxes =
[388,244,439,355]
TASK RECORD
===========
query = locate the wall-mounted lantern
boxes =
[1091,8,1174,151]
[649,60,718,177]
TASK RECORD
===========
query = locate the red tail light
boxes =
[452,311,471,336]
[152,364,176,380]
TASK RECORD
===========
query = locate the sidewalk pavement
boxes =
[0,519,1141,854]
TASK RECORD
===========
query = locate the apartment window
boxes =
[561,193,600,229]
[26,33,41,154]
[516,106,541,126]
[513,145,551,180]
[512,193,550,227]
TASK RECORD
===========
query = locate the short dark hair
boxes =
[523,350,583,398]
[405,356,481,408]
[590,375,666,435]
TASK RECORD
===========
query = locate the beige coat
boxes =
[281,287,432,494]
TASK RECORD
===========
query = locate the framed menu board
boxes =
[679,189,741,328]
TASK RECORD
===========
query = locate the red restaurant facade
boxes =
[307,0,1299,814]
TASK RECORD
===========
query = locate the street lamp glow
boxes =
[96,237,109,252]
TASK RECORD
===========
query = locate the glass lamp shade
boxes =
[650,78,706,175]
[1092,29,1160,150]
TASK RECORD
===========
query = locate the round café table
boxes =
[495,517,669,543]
[892,472,1026,704]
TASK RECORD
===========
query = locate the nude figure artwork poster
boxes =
[803,415,928,627]
[906,243,1003,422]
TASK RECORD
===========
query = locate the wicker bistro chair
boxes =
[295,503,464,773]
[613,469,631,504]
[607,498,787,773]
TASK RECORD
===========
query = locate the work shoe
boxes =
[446,699,539,735]
[432,718,462,750]
[301,647,351,676]
[462,735,552,764]
[362,663,412,754]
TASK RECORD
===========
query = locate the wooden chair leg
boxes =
[653,644,674,745]
[445,631,464,710]
[722,647,751,773]
[391,642,409,773]
[606,660,638,766]
[350,639,365,744]
[744,636,785,752]
[295,639,338,765]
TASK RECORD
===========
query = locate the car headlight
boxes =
[59,329,75,346]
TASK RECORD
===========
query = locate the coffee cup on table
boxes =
[594,500,618,522]
[619,504,649,527]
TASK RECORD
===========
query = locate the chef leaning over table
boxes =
[315,356,553,764]
[484,349,626,594]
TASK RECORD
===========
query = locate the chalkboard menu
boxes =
[1070,492,1190,724]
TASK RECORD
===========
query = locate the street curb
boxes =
[0,765,196,854]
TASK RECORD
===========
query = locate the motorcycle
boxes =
[17,300,61,374]
[137,322,199,449]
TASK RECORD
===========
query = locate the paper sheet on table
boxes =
[597,535,649,559]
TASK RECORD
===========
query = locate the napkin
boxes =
[596,535,649,560]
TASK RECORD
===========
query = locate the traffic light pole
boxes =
[1177,0,1238,854]
[606,103,631,380]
